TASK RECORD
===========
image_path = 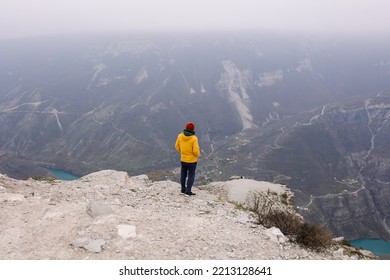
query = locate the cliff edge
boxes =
[0,170,376,260]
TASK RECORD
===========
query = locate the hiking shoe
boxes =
[185,192,196,196]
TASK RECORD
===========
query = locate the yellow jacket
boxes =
[175,131,200,163]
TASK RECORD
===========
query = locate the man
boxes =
[175,122,200,196]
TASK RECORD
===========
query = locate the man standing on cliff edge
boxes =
[175,122,200,196]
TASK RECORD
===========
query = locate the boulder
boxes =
[86,201,114,218]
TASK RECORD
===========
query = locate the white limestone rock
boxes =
[0,193,25,202]
[86,201,114,218]
[265,227,289,244]
[117,224,137,239]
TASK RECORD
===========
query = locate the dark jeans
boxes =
[180,161,197,193]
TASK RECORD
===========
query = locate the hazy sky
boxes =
[1,0,389,39]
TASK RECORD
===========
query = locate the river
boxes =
[47,168,80,181]
[350,238,390,256]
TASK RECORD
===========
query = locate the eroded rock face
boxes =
[0,170,377,260]
[305,188,390,241]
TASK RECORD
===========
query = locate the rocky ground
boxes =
[0,170,377,260]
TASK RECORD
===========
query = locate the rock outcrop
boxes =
[0,170,376,260]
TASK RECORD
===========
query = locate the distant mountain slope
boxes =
[1,33,389,176]
[203,92,390,240]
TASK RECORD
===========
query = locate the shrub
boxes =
[295,222,334,251]
[340,239,352,247]
[31,175,56,183]
[280,192,290,205]
[248,191,334,251]
[247,191,301,230]
[262,210,303,236]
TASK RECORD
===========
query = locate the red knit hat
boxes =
[185,122,195,131]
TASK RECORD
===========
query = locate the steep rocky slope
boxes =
[0,170,375,260]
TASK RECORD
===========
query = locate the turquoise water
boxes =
[350,238,390,256]
[48,168,80,181]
